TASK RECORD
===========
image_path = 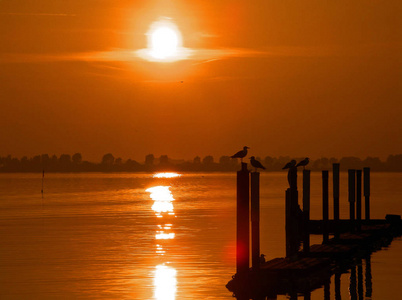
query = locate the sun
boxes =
[150,26,179,59]
[137,18,190,62]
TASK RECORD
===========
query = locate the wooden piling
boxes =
[303,170,310,253]
[251,172,260,272]
[236,162,250,276]
[332,163,340,239]
[348,169,356,233]
[286,189,299,258]
[364,167,370,220]
[286,166,299,258]
[356,170,362,232]
[322,171,329,243]
[285,189,292,258]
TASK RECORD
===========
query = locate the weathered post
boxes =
[251,171,260,272]
[286,166,298,258]
[356,170,362,232]
[348,169,356,233]
[333,163,340,240]
[364,167,370,220]
[322,170,329,243]
[236,162,250,276]
[303,170,310,253]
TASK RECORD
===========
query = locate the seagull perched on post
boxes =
[282,160,297,170]
[250,156,266,172]
[296,157,310,169]
[230,146,249,162]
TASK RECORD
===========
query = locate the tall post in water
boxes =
[356,170,362,232]
[251,171,260,272]
[333,163,340,240]
[364,167,371,220]
[348,169,356,233]
[236,162,250,276]
[303,170,310,253]
[322,171,329,243]
[286,166,298,258]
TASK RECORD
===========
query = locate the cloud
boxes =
[0,43,398,65]
[0,12,76,17]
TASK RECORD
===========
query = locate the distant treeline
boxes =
[1,153,402,173]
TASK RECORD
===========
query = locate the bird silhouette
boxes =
[259,254,266,264]
[230,146,249,162]
[282,160,297,170]
[250,156,266,171]
[296,157,310,169]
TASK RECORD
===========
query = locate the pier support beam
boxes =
[303,170,310,253]
[322,171,329,243]
[356,170,362,232]
[364,167,371,220]
[236,162,250,276]
[348,169,356,233]
[286,166,299,258]
[333,163,340,240]
[251,171,260,272]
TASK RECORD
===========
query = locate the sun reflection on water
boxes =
[153,172,181,178]
[147,180,179,299]
[154,264,177,300]
[146,186,176,216]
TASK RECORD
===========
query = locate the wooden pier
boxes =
[226,164,402,299]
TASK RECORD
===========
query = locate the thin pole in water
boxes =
[41,169,45,195]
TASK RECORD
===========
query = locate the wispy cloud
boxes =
[0,43,398,65]
[0,12,76,17]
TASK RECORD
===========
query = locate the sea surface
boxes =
[0,172,401,299]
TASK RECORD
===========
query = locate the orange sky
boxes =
[0,1,401,162]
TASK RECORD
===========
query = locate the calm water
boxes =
[0,172,401,299]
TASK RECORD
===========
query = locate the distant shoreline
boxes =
[1,154,401,173]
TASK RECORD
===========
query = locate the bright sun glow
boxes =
[150,26,179,59]
[137,18,190,62]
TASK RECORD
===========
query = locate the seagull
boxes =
[250,156,266,171]
[230,146,249,162]
[296,157,310,169]
[282,160,297,170]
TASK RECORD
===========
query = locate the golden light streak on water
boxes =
[154,264,177,300]
[153,172,181,178]
[146,186,175,216]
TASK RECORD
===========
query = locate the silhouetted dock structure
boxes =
[227,163,402,299]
